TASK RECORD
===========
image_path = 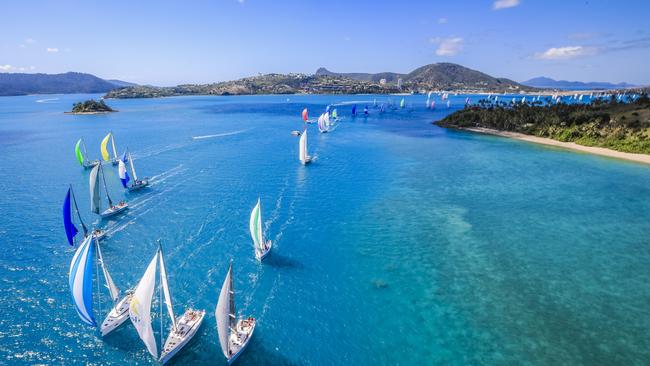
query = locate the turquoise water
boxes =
[1,94,650,365]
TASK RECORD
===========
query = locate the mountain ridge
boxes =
[0,72,136,96]
[522,76,636,90]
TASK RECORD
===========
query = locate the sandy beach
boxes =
[464,127,650,165]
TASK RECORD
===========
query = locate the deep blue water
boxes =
[1,94,649,365]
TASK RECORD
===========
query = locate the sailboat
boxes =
[317,113,330,133]
[63,185,105,245]
[75,138,99,169]
[101,132,121,166]
[351,104,357,116]
[446,100,451,108]
[129,243,205,364]
[331,108,338,121]
[250,198,272,261]
[299,128,311,165]
[400,98,405,108]
[216,261,256,365]
[69,234,132,336]
[90,163,128,219]
[119,151,149,192]
[302,108,308,123]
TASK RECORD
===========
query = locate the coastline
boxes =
[462,127,650,165]
[64,111,115,115]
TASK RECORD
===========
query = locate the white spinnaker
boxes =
[158,249,176,330]
[215,264,233,358]
[129,252,159,358]
[89,164,101,214]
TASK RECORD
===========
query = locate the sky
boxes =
[1,0,649,86]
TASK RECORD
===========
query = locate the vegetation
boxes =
[0,72,127,96]
[70,99,115,113]
[105,63,533,99]
[436,94,650,154]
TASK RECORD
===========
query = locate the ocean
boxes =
[1,93,649,365]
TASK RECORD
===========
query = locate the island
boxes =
[435,93,650,163]
[104,63,535,99]
[66,99,116,114]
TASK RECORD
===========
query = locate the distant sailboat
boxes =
[299,129,312,165]
[250,198,272,261]
[351,104,357,116]
[331,108,338,121]
[317,113,330,133]
[63,185,105,245]
[302,108,308,122]
[430,101,435,109]
[121,151,149,192]
[90,163,128,219]
[216,261,256,365]
[129,243,205,364]
[75,138,99,169]
[69,235,132,336]
[400,98,405,108]
[101,132,120,166]
[446,100,451,108]
[364,105,369,115]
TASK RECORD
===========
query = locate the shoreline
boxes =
[462,127,650,165]
[64,111,115,115]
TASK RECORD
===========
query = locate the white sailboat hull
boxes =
[83,160,100,169]
[100,202,129,218]
[227,318,256,365]
[256,240,272,262]
[160,309,206,364]
[128,178,150,192]
[301,156,312,165]
[101,292,133,336]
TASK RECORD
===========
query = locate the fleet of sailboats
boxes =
[129,243,206,364]
[317,112,330,133]
[250,198,272,261]
[216,261,256,364]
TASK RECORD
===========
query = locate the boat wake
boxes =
[36,98,59,103]
[192,129,250,140]
[148,164,186,186]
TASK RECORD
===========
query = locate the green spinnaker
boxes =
[75,139,84,166]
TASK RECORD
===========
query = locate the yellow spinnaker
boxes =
[100,133,111,161]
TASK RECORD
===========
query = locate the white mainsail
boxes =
[89,164,101,214]
[128,152,138,181]
[110,132,118,160]
[129,252,159,358]
[96,238,120,303]
[158,248,177,331]
[249,199,264,254]
[299,129,308,163]
[215,263,235,359]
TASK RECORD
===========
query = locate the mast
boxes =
[82,138,89,160]
[69,185,88,236]
[228,262,236,334]
[158,241,177,331]
[99,163,114,207]
[110,132,118,160]
[95,235,120,306]
[159,248,163,352]
[128,152,138,181]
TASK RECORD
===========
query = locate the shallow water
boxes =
[0,94,649,365]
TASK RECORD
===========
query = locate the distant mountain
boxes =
[106,79,138,88]
[0,72,135,96]
[522,77,636,90]
[316,63,531,91]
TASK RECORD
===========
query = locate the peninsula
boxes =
[435,94,650,163]
[66,99,116,114]
[104,63,535,99]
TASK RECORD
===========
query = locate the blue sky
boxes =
[1,0,649,86]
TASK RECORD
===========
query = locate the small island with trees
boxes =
[66,99,116,114]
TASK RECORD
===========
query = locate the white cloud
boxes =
[438,17,448,24]
[0,64,13,72]
[493,0,520,10]
[534,46,597,60]
[0,64,35,72]
[435,37,463,56]
[26,38,36,44]
[46,47,59,53]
